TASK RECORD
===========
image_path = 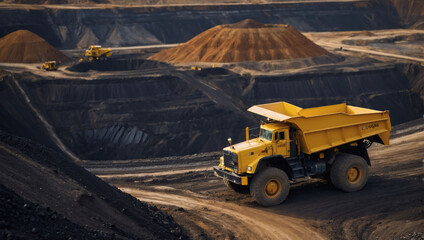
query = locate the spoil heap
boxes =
[0,30,70,63]
[0,132,185,239]
[149,19,329,63]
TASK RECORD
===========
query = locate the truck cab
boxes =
[259,122,291,158]
[217,122,297,184]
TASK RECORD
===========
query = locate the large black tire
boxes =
[250,167,290,207]
[223,179,249,193]
[330,153,369,192]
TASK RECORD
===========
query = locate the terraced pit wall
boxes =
[1,63,422,160]
[0,1,400,48]
[9,74,254,160]
[222,64,424,121]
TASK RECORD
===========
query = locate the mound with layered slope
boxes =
[0,131,185,239]
[149,19,329,63]
[0,30,70,63]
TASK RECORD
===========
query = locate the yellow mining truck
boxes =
[214,101,391,206]
[41,61,58,71]
[85,45,112,61]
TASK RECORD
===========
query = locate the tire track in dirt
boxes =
[120,187,325,240]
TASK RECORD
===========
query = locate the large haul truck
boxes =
[214,101,391,206]
[84,45,112,62]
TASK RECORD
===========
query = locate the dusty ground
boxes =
[305,29,424,65]
[85,119,424,240]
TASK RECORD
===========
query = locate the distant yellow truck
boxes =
[41,61,58,71]
[214,101,391,206]
[85,45,112,61]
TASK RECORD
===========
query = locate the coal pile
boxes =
[68,58,168,72]
[0,131,186,239]
[149,19,329,63]
[0,30,71,63]
[0,185,112,239]
[194,67,230,77]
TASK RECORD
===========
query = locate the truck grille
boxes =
[223,150,238,169]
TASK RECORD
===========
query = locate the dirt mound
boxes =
[0,131,185,239]
[227,18,267,28]
[149,20,329,63]
[0,30,71,63]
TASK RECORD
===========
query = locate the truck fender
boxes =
[326,151,336,165]
[338,140,371,166]
[254,155,294,179]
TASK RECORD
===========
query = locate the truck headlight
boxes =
[247,166,252,171]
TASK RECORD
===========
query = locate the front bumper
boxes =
[213,166,248,185]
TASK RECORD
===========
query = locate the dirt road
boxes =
[122,187,324,240]
[306,29,424,65]
[89,120,424,239]
[318,42,424,64]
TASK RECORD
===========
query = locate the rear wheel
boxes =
[250,167,290,207]
[223,179,249,193]
[330,153,368,192]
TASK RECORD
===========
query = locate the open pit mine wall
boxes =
[0,75,63,154]
[0,1,400,48]
[390,0,424,27]
[242,65,424,124]
[1,63,422,161]
[14,74,255,160]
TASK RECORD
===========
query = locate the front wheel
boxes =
[250,167,290,207]
[330,153,368,192]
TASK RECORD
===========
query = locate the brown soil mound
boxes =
[0,30,71,63]
[149,19,328,63]
[227,18,267,28]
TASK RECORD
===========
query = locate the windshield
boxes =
[259,129,273,141]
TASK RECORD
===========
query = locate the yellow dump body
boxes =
[85,45,112,60]
[41,61,57,71]
[248,102,391,155]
